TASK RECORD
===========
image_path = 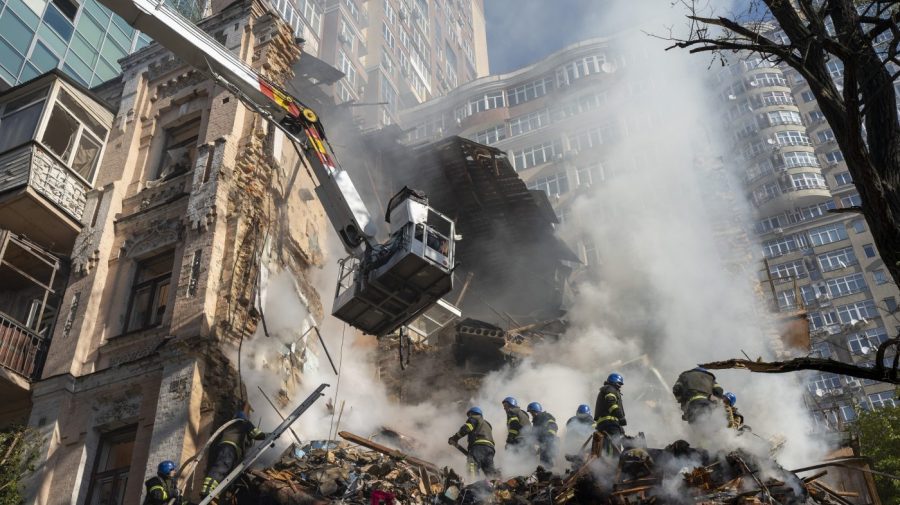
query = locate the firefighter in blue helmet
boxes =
[200,411,267,497]
[564,404,595,456]
[672,367,724,424]
[144,460,184,505]
[723,391,746,430]
[501,396,530,448]
[595,373,627,440]
[449,406,498,478]
[527,402,558,467]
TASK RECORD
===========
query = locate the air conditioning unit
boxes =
[749,80,759,87]
[773,227,784,235]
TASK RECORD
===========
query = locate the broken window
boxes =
[124,251,174,333]
[0,87,48,154]
[86,426,136,505]
[156,117,200,180]
[39,89,107,182]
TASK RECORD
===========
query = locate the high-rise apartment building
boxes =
[716,50,900,434]
[0,0,154,88]
[400,38,614,265]
[318,0,489,128]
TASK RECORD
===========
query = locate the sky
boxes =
[484,0,607,74]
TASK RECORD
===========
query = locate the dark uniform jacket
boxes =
[453,413,495,448]
[672,369,723,406]
[505,406,531,444]
[531,412,558,442]
[595,384,626,426]
[144,475,179,505]
[566,412,595,428]
[218,419,266,459]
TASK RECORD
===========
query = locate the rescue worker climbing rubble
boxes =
[144,460,185,505]
[448,406,499,479]
[502,396,530,449]
[594,373,627,440]
[564,404,595,457]
[201,411,268,498]
[723,391,748,431]
[527,402,558,467]
[672,367,724,424]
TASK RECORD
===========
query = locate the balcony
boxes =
[0,71,113,251]
[0,229,63,426]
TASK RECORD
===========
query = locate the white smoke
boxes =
[234,0,829,482]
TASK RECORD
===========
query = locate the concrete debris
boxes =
[229,431,839,505]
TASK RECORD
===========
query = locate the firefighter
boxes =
[723,392,746,430]
[564,404,595,456]
[144,460,183,505]
[527,402,558,467]
[672,367,724,424]
[200,411,267,498]
[594,373,627,440]
[448,406,498,478]
[502,396,530,448]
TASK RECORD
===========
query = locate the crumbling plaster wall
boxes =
[24,2,330,503]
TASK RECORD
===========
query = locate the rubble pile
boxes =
[232,432,842,505]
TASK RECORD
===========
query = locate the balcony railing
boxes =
[0,311,48,381]
[0,142,90,221]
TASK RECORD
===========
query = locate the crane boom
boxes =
[98,0,375,255]
[97,0,457,337]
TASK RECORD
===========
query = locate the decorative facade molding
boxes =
[121,218,184,258]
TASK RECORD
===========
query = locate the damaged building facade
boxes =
[0,1,334,503]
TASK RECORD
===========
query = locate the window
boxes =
[811,341,832,358]
[827,60,844,79]
[818,247,857,271]
[841,193,862,208]
[759,91,793,105]
[836,299,878,324]
[569,127,604,151]
[763,234,806,258]
[808,223,848,246]
[769,259,807,280]
[869,391,896,409]
[472,125,506,145]
[511,140,561,171]
[809,110,826,123]
[839,404,857,422]
[807,372,842,394]
[886,297,898,313]
[790,200,835,223]
[809,309,838,330]
[382,22,395,49]
[86,427,136,505]
[850,220,866,233]
[848,327,888,353]
[776,290,797,310]
[767,110,802,125]
[755,216,782,234]
[752,72,787,87]
[781,151,819,168]
[826,273,867,298]
[509,109,550,136]
[0,87,48,154]
[40,90,107,182]
[556,54,606,86]
[124,251,175,333]
[506,77,553,107]
[863,244,876,258]
[156,117,200,180]
[775,130,810,146]
[338,50,357,87]
[528,170,569,197]
[456,91,506,121]
[826,150,844,164]
[801,90,816,102]
[789,172,826,190]
[873,269,889,285]
[576,163,600,187]
[834,171,853,185]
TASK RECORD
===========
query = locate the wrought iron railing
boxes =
[0,311,48,381]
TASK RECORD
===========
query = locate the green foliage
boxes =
[0,426,40,505]
[855,401,900,505]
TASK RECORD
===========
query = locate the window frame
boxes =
[122,251,175,334]
[34,85,108,184]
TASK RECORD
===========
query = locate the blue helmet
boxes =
[467,406,483,416]
[577,404,591,415]
[234,411,248,420]
[607,373,624,387]
[526,402,542,414]
[502,396,518,407]
[693,366,709,373]
[158,460,177,476]
[724,392,736,406]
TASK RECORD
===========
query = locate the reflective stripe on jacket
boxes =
[455,413,495,448]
